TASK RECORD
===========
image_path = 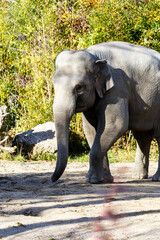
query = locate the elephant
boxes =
[51,41,160,183]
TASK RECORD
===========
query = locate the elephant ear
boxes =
[94,59,114,98]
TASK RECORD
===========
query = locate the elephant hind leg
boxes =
[152,137,160,181]
[133,130,153,179]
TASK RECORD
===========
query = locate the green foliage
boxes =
[68,153,89,162]
[0,0,160,153]
[0,151,12,161]
[88,0,160,50]
[31,152,57,161]
[12,153,26,162]
[1,0,56,136]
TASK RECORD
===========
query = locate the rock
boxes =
[12,122,57,156]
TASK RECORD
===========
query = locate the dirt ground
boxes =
[0,160,160,240]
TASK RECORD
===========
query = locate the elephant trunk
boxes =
[51,96,75,182]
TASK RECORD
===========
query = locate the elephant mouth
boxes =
[75,97,91,113]
[75,105,86,113]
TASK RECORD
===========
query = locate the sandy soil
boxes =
[0,160,160,240]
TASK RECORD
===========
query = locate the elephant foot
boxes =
[102,173,114,183]
[152,172,160,181]
[85,168,114,184]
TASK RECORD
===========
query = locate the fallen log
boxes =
[0,145,17,153]
[0,136,9,145]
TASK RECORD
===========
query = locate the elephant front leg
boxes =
[133,131,153,179]
[85,152,113,183]
[85,99,128,183]
[82,113,113,183]
[152,137,160,181]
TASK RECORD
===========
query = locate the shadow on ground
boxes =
[0,161,160,240]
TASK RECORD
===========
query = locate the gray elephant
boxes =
[52,41,160,183]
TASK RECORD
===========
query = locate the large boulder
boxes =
[12,122,57,156]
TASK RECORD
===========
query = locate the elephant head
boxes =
[51,50,114,182]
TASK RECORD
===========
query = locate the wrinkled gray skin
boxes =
[52,41,160,183]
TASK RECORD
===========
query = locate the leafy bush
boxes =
[0,0,160,152]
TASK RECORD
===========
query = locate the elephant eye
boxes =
[75,85,84,96]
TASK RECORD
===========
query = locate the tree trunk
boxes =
[0,106,8,129]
